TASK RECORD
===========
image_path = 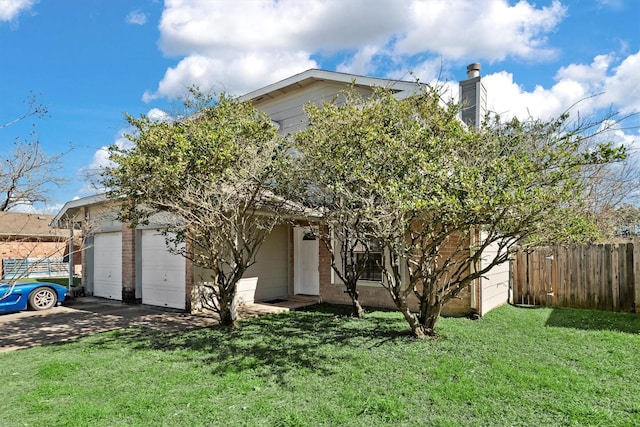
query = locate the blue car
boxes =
[0,281,70,314]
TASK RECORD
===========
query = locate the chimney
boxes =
[459,63,487,129]
[466,63,481,79]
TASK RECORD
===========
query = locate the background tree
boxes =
[1,94,67,211]
[296,87,625,338]
[104,91,292,327]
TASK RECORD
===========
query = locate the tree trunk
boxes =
[351,298,365,318]
[218,304,235,327]
[416,301,443,337]
[389,295,430,338]
[216,283,238,328]
[345,282,365,318]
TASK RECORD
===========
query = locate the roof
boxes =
[53,70,426,222]
[0,212,69,239]
[239,68,423,103]
[51,193,109,228]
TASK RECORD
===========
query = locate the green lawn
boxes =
[1,304,639,426]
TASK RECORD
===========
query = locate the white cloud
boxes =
[10,203,36,213]
[39,203,64,215]
[146,0,567,100]
[77,108,171,197]
[0,0,36,22]
[11,201,65,215]
[482,51,640,121]
[143,52,317,101]
[147,108,171,122]
[596,0,624,10]
[77,132,134,197]
[126,10,147,25]
[141,0,638,155]
[337,45,386,76]
[396,0,566,61]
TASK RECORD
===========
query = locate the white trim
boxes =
[240,69,423,103]
[51,193,108,227]
[293,226,320,295]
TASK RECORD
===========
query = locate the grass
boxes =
[1,304,639,426]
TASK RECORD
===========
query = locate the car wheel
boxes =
[28,287,58,311]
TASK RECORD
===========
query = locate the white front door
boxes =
[293,227,319,295]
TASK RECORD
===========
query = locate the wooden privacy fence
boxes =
[511,240,640,313]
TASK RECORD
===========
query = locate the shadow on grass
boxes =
[545,307,640,334]
[86,304,412,383]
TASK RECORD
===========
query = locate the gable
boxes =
[240,69,423,136]
[254,80,376,135]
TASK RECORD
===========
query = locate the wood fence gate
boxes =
[511,241,640,313]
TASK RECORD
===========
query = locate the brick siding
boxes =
[121,224,136,302]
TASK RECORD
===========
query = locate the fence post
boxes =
[634,238,640,314]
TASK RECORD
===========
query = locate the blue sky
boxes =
[1,0,639,214]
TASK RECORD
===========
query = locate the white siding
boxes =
[240,225,289,302]
[479,239,510,316]
[255,81,375,135]
[87,205,121,232]
[192,226,289,305]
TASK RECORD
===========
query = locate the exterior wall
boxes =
[0,240,67,260]
[185,238,194,312]
[478,233,510,316]
[319,231,473,316]
[241,225,289,302]
[191,225,290,310]
[253,81,376,136]
[0,239,67,279]
[81,207,91,291]
[121,224,136,303]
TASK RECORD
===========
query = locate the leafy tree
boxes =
[0,95,67,211]
[293,91,390,318]
[104,90,292,327]
[296,87,625,338]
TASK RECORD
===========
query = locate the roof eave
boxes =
[51,193,109,228]
[238,69,424,103]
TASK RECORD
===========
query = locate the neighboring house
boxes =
[52,68,509,316]
[0,212,79,280]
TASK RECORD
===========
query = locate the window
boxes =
[348,240,383,282]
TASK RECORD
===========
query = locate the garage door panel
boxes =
[141,231,185,309]
[93,232,122,300]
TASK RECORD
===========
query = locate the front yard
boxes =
[1,304,639,426]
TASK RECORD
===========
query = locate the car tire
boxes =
[28,287,58,311]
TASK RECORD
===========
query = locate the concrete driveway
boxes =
[0,297,219,353]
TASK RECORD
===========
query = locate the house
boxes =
[52,68,509,316]
[0,212,79,280]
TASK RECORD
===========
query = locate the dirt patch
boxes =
[0,297,218,352]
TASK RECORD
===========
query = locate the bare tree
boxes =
[1,94,68,211]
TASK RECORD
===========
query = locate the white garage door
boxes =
[93,232,122,300]
[140,230,186,309]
